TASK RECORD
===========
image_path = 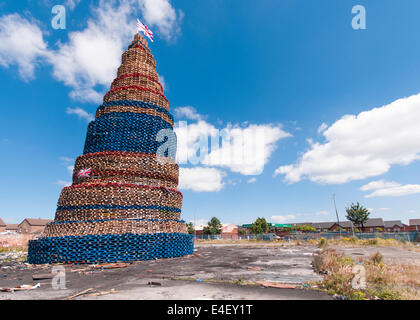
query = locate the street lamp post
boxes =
[333,193,342,238]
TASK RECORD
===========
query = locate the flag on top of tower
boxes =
[137,18,154,42]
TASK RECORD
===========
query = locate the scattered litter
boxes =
[70,268,89,273]
[146,270,152,273]
[247,266,263,271]
[302,284,311,288]
[256,282,297,289]
[84,289,119,297]
[0,283,40,293]
[62,288,93,300]
[196,278,203,282]
[92,263,130,269]
[147,281,162,286]
[32,273,54,280]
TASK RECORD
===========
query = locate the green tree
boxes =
[345,202,370,231]
[239,229,247,236]
[187,222,195,235]
[250,217,269,234]
[203,217,222,235]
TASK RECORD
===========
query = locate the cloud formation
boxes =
[178,167,226,192]
[174,106,205,121]
[0,14,48,80]
[66,107,94,122]
[361,180,420,198]
[0,0,182,102]
[270,215,296,223]
[275,93,420,184]
[176,120,291,175]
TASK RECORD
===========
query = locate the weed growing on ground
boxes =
[312,249,419,300]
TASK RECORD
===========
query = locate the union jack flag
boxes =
[77,168,92,178]
[137,19,154,42]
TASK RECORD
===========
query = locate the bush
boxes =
[367,239,378,245]
[369,252,383,265]
[319,237,328,248]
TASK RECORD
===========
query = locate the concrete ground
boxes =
[0,243,331,300]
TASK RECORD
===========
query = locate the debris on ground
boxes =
[62,288,93,300]
[256,282,297,289]
[84,289,119,297]
[147,281,162,286]
[247,266,263,271]
[92,263,130,270]
[32,274,54,280]
[0,283,40,292]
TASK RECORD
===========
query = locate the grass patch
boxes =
[312,249,420,300]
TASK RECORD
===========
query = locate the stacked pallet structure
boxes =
[28,33,194,264]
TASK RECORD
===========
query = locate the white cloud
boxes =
[175,120,291,175]
[158,74,166,91]
[59,156,73,163]
[47,1,136,103]
[0,0,182,102]
[203,123,291,175]
[275,93,420,184]
[67,165,75,176]
[378,208,391,211]
[270,215,296,223]
[66,0,81,10]
[66,107,94,122]
[247,177,257,184]
[56,180,72,187]
[138,0,183,40]
[0,14,48,80]
[360,180,401,191]
[174,106,204,121]
[361,180,420,198]
[178,167,226,192]
[317,122,328,134]
[316,211,329,216]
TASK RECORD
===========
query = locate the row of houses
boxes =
[192,218,420,239]
[288,218,420,233]
[195,224,239,239]
[0,218,53,234]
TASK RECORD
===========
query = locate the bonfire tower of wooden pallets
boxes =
[27,33,194,264]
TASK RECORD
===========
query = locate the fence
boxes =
[194,232,420,242]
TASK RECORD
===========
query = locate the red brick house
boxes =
[408,219,420,232]
[221,224,239,240]
[0,218,6,233]
[5,224,18,232]
[384,220,404,232]
[18,219,53,234]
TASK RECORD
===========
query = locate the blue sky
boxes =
[1,0,420,226]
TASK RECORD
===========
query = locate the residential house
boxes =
[5,224,18,233]
[18,218,53,234]
[0,218,6,233]
[221,224,238,240]
[408,219,420,232]
[384,220,404,232]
